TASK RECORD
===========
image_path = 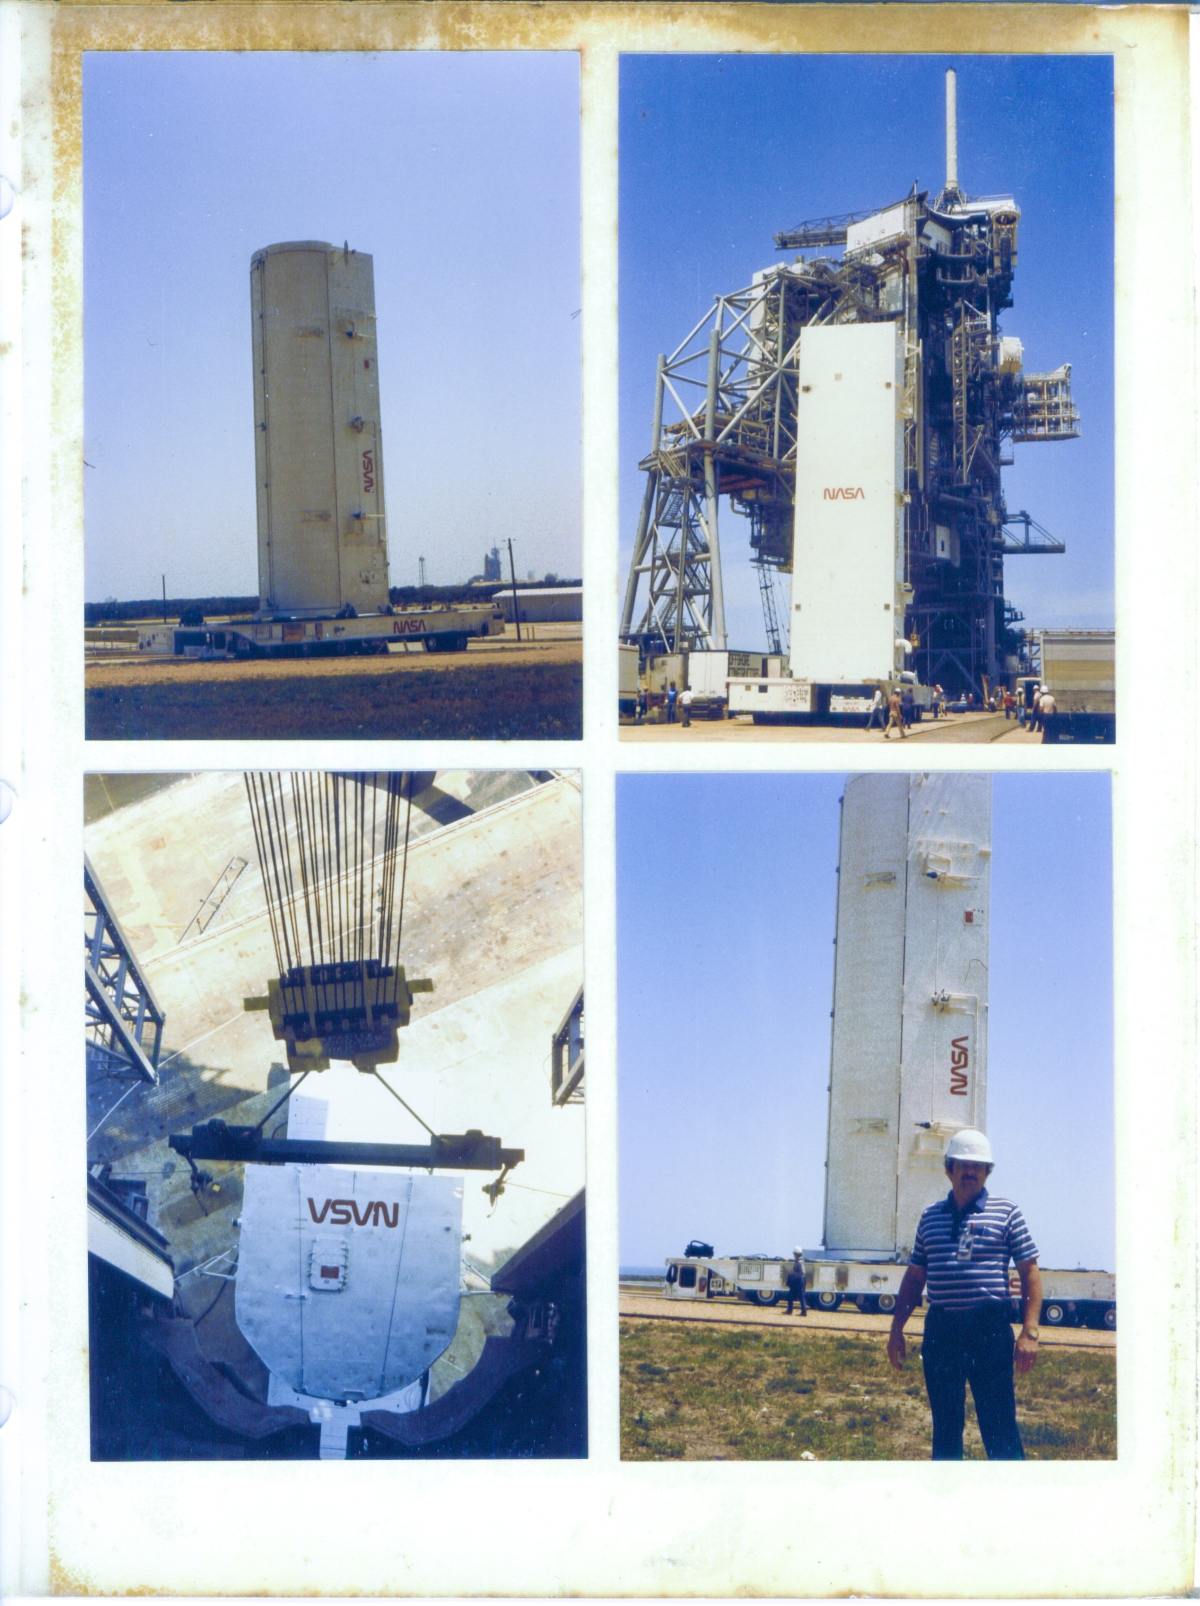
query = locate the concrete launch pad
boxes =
[621,710,1043,744]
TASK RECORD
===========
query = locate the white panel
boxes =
[789,324,902,683]
[824,775,909,1253]
[286,1094,328,1142]
[894,774,991,1251]
[824,774,991,1257]
[251,243,390,615]
[845,202,910,253]
[88,1208,175,1300]
[235,1164,462,1403]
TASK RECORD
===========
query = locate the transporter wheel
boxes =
[876,1294,896,1314]
[1103,1305,1116,1330]
[1043,1302,1066,1326]
[855,1295,876,1314]
[816,1292,841,1311]
[752,1289,778,1307]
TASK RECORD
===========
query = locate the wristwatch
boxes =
[1022,1326,1040,1340]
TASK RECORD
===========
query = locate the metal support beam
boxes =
[551,986,584,1107]
[85,856,164,1085]
[704,327,727,650]
[169,1121,524,1172]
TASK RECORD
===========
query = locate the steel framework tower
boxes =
[85,856,164,1084]
[620,71,1078,697]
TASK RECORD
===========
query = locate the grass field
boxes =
[621,1319,1116,1461]
[85,658,582,740]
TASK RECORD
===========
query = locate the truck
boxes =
[134,603,506,660]
[626,648,788,721]
[662,1252,1114,1328]
[728,672,932,725]
[685,650,788,719]
[1035,628,1115,743]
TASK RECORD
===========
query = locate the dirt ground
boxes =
[85,638,582,740]
[620,1316,1116,1462]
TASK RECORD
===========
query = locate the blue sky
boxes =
[84,52,581,602]
[618,772,1114,1272]
[620,54,1114,650]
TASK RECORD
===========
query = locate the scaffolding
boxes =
[85,857,165,1084]
[1011,366,1081,442]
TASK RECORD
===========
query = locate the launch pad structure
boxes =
[620,71,1080,699]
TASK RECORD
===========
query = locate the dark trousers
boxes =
[921,1303,1024,1460]
[786,1276,806,1314]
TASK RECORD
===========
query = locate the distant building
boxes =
[483,547,503,582]
[492,586,582,624]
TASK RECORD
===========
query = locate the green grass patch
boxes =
[620,1319,1116,1462]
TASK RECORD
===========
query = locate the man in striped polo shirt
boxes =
[886,1129,1042,1459]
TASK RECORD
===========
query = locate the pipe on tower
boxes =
[945,69,958,192]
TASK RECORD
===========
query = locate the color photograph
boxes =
[619,56,1114,744]
[619,771,1114,1460]
[84,52,582,740]
[85,770,585,1458]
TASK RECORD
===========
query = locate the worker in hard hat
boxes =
[785,1249,808,1317]
[885,1129,1042,1459]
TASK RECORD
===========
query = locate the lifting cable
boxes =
[369,1068,435,1138]
[243,772,416,978]
[242,771,432,1127]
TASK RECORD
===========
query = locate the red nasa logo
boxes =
[950,1036,969,1096]
[823,487,865,500]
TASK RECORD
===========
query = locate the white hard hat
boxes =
[793,1246,804,1256]
[944,1129,993,1166]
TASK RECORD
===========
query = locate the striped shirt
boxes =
[910,1189,1038,1311]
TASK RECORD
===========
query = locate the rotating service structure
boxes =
[824,772,990,1259]
[620,71,1078,698]
[251,241,390,616]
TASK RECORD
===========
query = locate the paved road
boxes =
[621,711,1044,745]
[619,1290,1115,1350]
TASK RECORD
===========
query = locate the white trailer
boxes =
[135,604,506,660]
[688,651,785,698]
[1036,628,1116,743]
[663,1255,792,1305]
[661,1254,1114,1326]
[633,650,784,720]
[728,325,933,724]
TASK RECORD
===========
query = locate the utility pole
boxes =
[506,538,522,643]
[162,574,167,623]
[419,557,427,590]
